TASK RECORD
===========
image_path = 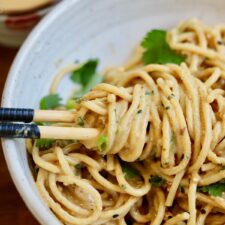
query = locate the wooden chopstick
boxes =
[0,107,76,123]
[39,126,99,140]
[0,123,99,140]
[0,108,99,140]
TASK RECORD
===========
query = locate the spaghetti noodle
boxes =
[27,19,225,225]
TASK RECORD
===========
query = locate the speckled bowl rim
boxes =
[1,1,78,224]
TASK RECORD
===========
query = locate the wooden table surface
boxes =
[0,46,40,225]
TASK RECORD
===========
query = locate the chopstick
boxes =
[0,107,76,123]
[0,123,99,140]
[0,107,99,140]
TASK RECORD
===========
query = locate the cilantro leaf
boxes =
[141,29,185,65]
[75,163,82,170]
[197,181,225,197]
[120,161,140,179]
[71,59,98,86]
[97,135,108,152]
[74,72,103,97]
[149,175,166,187]
[36,139,55,149]
[71,59,103,97]
[40,94,62,110]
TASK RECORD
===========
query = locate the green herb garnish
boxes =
[66,97,84,109]
[71,59,98,86]
[74,97,84,103]
[170,132,177,153]
[77,116,84,127]
[66,99,76,109]
[71,59,103,97]
[165,106,170,110]
[74,163,82,175]
[145,90,155,96]
[121,161,140,179]
[40,94,62,110]
[97,135,108,152]
[197,181,225,197]
[141,29,185,65]
[36,139,55,149]
[167,93,175,100]
[149,175,166,187]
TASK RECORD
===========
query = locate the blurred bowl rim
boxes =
[1,1,78,224]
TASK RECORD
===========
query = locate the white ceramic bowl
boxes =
[2,0,225,224]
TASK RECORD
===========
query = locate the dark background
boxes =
[0,46,39,225]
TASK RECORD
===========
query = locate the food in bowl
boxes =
[26,18,225,225]
[0,0,54,13]
[0,0,59,47]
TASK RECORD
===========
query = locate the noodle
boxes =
[28,19,225,224]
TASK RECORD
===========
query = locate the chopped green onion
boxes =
[66,99,76,109]
[121,161,140,179]
[40,94,62,110]
[36,139,55,149]
[77,117,84,127]
[74,97,84,103]
[149,175,166,187]
[97,135,108,152]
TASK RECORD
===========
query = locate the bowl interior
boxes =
[2,0,225,224]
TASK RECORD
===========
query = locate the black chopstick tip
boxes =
[0,107,34,123]
[0,123,40,139]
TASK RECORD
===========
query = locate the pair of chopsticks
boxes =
[0,107,99,140]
